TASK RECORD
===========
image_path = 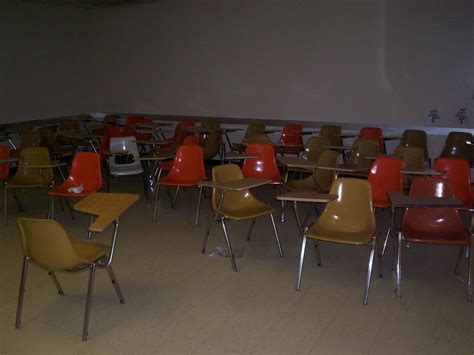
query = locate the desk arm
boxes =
[137,154,174,161]
[0,158,18,164]
[198,178,271,192]
[276,191,337,203]
[136,140,168,146]
[18,161,67,169]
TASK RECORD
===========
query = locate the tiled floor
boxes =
[0,177,472,354]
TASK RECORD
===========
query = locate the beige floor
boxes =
[0,177,472,354]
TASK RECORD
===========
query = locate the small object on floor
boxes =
[208,246,245,258]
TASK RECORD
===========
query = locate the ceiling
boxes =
[23,0,161,9]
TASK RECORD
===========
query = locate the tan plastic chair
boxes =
[439,131,473,163]
[285,150,339,193]
[393,146,425,188]
[399,129,429,164]
[15,218,125,341]
[4,147,55,225]
[285,136,331,177]
[11,130,39,159]
[200,119,222,160]
[296,178,380,305]
[201,164,284,271]
[343,138,380,177]
[231,123,268,151]
[319,125,342,146]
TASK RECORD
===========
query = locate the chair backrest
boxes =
[172,119,196,145]
[317,178,376,237]
[319,125,342,146]
[0,145,10,181]
[359,127,384,153]
[68,152,103,192]
[393,146,425,171]
[303,136,330,163]
[211,164,261,212]
[399,129,429,160]
[313,149,339,192]
[402,177,465,241]
[19,130,39,149]
[368,156,404,205]
[347,138,380,170]
[434,157,472,207]
[245,132,271,144]
[242,143,280,183]
[200,119,222,159]
[164,145,205,183]
[16,218,82,271]
[245,123,266,140]
[439,131,473,162]
[12,147,54,186]
[59,119,81,132]
[38,126,58,153]
[277,124,303,154]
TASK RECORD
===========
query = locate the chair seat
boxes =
[372,199,391,208]
[221,201,275,221]
[402,218,470,245]
[306,221,374,245]
[285,177,315,191]
[48,184,95,197]
[109,163,143,176]
[71,241,109,263]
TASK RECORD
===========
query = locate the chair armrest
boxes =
[198,177,271,192]
[137,155,174,161]
[276,191,337,203]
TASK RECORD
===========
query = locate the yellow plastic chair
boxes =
[201,164,284,271]
[295,178,381,305]
[319,125,342,146]
[285,150,339,193]
[4,147,55,225]
[342,138,380,177]
[399,129,430,164]
[15,218,125,341]
[393,146,425,188]
[200,119,222,160]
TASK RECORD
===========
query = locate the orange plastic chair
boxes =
[48,152,103,220]
[157,135,200,172]
[0,145,11,182]
[153,145,205,226]
[122,115,155,141]
[359,127,385,153]
[368,156,404,255]
[242,143,281,183]
[274,124,303,155]
[397,177,471,302]
[434,157,473,208]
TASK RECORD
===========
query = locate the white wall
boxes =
[1,0,473,128]
[0,1,96,123]
[86,0,473,127]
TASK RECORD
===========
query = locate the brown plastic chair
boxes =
[439,131,473,163]
[399,129,429,164]
[201,164,284,271]
[11,130,39,158]
[396,177,471,302]
[285,136,331,176]
[231,123,268,151]
[342,138,381,177]
[199,119,222,160]
[285,150,339,193]
[319,125,342,146]
[4,147,55,225]
[38,125,73,159]
[296,178,380,305]
[393,146,425,188]
[15,218,125,341]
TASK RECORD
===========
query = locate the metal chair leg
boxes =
[3,187,7,226]
[13,190,25,212]
[377,234,383,278]
[201,211,214,253]
[454,245,464,276]
[269,214,284,257]
[88,215,95,239]
[468,244,472,303]
[296,236,307,291]
[171,186,180,208]
[363,235,377,305]
[220,219,237,272]
[246,219,256,241]
[48,272,65,296]
[396,231,402,299]
[195,186,203,227]
[15,256,29,329]
[313,240,322,267]
[82,264,96,342]
[278,200,287,223]
[382,208,395,256]
[107,267,125,304]
[48,196,55,219]
[64,198,76,220]
[153,185,161,223]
